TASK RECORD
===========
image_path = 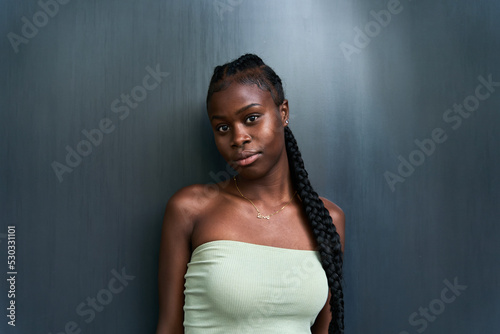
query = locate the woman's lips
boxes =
[233,153,261,167]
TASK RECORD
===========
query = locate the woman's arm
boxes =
[311,198,345,334]
[156,188,197,334]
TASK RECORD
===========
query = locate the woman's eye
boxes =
[246,115,259,123]
[217,125,229,132]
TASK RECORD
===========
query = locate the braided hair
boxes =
[206,54,344,334]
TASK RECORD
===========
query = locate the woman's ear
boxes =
[280,100,289,126]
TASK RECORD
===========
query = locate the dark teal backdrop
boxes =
[1,1,499,333]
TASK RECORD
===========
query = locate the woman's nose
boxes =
[231,124,251,147]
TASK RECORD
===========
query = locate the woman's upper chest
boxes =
[190,194,318,252]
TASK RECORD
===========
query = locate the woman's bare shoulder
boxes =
[165,183,225,222]
[319,197,344,222]
[168,184,210,202]
[319,197,345,249]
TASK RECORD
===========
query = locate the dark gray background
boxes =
[1,0,499,333]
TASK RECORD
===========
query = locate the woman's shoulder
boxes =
[319,197,345,249]
[319,197,344,222]
[165,183,225,221]
[169,183,212,200]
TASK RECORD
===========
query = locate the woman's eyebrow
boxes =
[211,103,262,120]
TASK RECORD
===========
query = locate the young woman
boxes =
[156,54,345,333]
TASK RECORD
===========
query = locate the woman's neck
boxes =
[233,160,295,204]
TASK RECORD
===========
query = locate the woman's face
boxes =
[207,82,289,178]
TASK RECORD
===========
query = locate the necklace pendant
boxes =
[257,213,270,220]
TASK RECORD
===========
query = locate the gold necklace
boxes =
[233,175,297,220]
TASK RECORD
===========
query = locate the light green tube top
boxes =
[183,240,328,333]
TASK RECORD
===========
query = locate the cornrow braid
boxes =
[206,54,344,333]
[284,126,344,334]
[206,54,284,106]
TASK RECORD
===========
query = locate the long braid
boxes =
[207,54,344,333]
[284,126,344,333]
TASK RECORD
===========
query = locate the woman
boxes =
[156,54,345,333]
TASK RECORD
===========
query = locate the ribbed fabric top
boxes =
[183,240,328,333]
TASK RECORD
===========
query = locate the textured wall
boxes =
[1,0,499,333]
